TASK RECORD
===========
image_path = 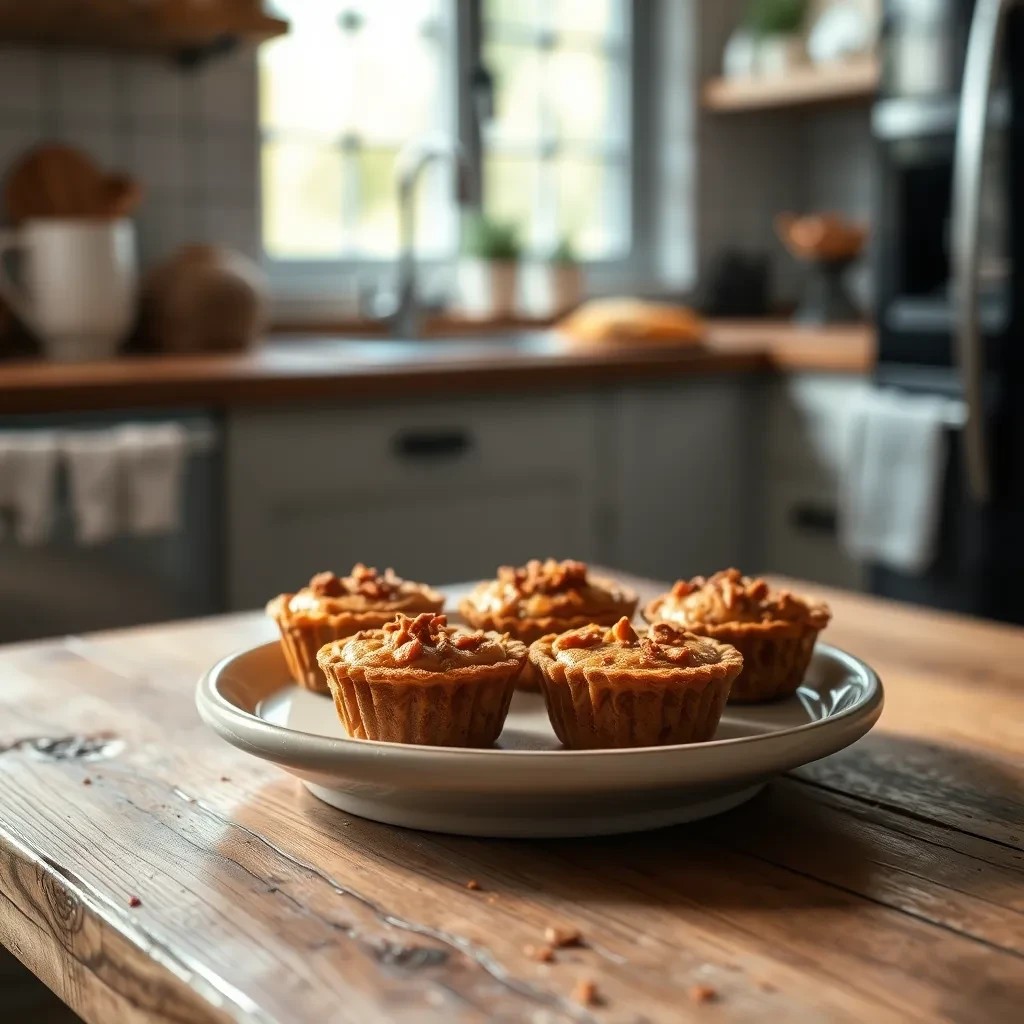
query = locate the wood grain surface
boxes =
[1,575,1020,1024]
[0,320,872,415]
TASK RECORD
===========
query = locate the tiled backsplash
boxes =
[0,46,260,269]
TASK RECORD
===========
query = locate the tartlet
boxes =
[643,569,831,703]
[267,564,444,693]
[460,559,637,690]
[317,612,527,747]
[529,617,743,749]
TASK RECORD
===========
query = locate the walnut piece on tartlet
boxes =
[529,617,743,749]
[267,564,444,693]
[317,612,527,747]
[643,569,830,703]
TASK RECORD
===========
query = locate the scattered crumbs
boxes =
[757,979,777,993]
[82,777,92,786]
[486,895,498,905]
[545,925,582,948]
[220,775,231,782]
[465,879,481,891]
[572,978,600,1007]
[524,944,555,963]
[128,896,142,908]
[689,984,718,1005]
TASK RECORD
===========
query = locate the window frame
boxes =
[263,0,653,313]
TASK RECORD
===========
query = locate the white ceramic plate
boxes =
[196,639,883,838]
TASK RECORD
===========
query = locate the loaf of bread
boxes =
[557,298,703,345]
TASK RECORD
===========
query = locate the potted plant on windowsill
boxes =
[457,213,521,319]
[746,0,808,76]
[522,236,585,317]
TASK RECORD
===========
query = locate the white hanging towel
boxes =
[0,431,60,545]
[840,387,956,575]
[117,423,188,536]
[63,429,123,545]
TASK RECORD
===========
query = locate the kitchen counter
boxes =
[0,574,1020,1024]
[0,321,873,414]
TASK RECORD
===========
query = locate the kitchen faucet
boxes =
[392,137,475,338]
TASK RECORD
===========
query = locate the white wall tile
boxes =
[189,50,258,127]
[123,55,186,127]
[126,132,189,193]
[0,122,45,191]
[49,123,126,170]
[197,204,261,259]
[199,129,258,201]
[51,53,118,123]
[135,193,197,267]
[0,47,45,120]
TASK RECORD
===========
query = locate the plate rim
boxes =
[196,639,884,762]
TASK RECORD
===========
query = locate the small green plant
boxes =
[462,213,522,261]
[549,236,578,265]
[745,0,807,36]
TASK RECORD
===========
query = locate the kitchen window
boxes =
[259,0,633,290]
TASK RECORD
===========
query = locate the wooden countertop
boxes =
[0,321,873,414]
[0,575,1020,1023]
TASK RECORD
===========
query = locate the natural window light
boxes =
[259,0,630,265]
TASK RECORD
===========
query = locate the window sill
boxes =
[269,311,560,337]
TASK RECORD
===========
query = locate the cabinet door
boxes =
[611,380,752,578]
[226,396,599,608]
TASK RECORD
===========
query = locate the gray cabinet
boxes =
[609,379,752,578]
[226,395,601,608]
[756,375,868,590]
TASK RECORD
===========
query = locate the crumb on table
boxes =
[465,879,480,891]
[545,925,582,948]
[573,978,600,1007]
[689,983,718,1004]
[524,944,555,963]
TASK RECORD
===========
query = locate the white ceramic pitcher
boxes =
[0,218,137,362]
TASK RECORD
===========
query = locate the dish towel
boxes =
[63,429,123,545]
[0,431,60,545]
[840,387,956,575]
[117,423,188,536]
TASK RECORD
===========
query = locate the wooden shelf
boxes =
[0,2,288,59]
[702,58,879,113]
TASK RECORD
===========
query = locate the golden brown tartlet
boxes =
[317,612,527,747]
[643,569,831,703]
[459,559,637,690]
[529,617,743,749]
[267,564,444,693]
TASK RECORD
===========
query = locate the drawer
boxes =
[760,477,865,591]
[229,395,598,495]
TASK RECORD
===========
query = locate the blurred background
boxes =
[1,0,1022,645]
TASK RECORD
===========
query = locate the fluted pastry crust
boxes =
[317,613,527,747]
[644,569,830,703]
[529,618,742,749]
[460,560,637,693]
[267,564,445,692]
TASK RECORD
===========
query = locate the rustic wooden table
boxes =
[0,577,1021,1023]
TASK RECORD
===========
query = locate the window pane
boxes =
[484,0,543,28]
[551,0,625,39]
[547,48,619,144]
[484,42,542,145]
[262,140,347,259]
[350,2,446,141]
[555,156,627,259]
[484,154,540,244]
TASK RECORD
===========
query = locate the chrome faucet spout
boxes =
[393,137,474,338]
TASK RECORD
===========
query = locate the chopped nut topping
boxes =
[688,984,718,1004]
[603,616,639,645]
[545,925,582,948]
[524,944,555,963]
[671,579,697,598]
[309,564,405,601]
[498,558,589,597]
[309,571,346,598]
[572,979,600,1007]
[381,612,488,661]
[553,625,606,652]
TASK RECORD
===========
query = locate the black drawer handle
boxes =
[393,429,473,461]
[790,503,838,535]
